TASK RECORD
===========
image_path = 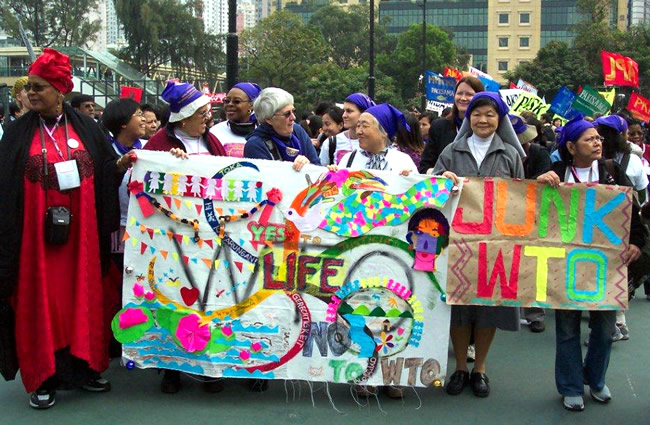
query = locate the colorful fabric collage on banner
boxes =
[114,151,458,387]
[446,178,633,311]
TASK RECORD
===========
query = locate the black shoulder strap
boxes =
[346,150,357,168]
[604,159,618,183]
[620,153,631,175]
[328,136,337,165]
[263,139,282,161]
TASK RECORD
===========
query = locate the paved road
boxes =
[2,298,649,425]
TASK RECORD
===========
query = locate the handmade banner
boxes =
[598,88,616,107]
[549,86,581,119]
[627,92,650,123]
[114,151,458,387]
[572,85,611,117]
[511,92,550,118]
[446,177,632,310]
[479,76,501,93]
[516,79,538,96]
[499,89,523,108]
[443,66,462,81]
[426,100,453,114]
[601,51,639,88]
[425,71,456,103]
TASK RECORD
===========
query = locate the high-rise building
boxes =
[87,0,126,52]
[629,0,650,25]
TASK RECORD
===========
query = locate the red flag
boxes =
[627,92,650,122]
[509,82,517,89]
[120,86,144,102]
[601,51,639,88]
[443,66,462,81]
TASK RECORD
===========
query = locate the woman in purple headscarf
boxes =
[536,115,643,412]
[210,82,262,157]
[431,92,525,399]
[320,92,376,166]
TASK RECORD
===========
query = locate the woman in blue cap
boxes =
[431,91,525,398]
[210,82,262,158]
[320,92,376,166]
[536,114,644,412]
[337,103,418,175]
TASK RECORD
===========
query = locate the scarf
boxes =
[111,137,142,155]
[270,133,303,162]
[360,148,389,170]
[228,120,256,137]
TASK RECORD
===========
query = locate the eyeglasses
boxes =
[24,83,52,92]
[223,98,248,105]
[274,109,296,119]
[581,135,604,144]
[133,111,144,118]
[196,109,210,119]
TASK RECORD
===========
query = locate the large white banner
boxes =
[113,151,458,387]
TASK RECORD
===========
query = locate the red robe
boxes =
[13,124,108,393]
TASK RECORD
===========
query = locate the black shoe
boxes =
[470,371,490,397]
[203,378,225,393]
[161,370,181,394]
[530,321,546,333]
[29,389,56,409]
[248,379,268,392]
[81,377,111,392]
[445,370,469,395]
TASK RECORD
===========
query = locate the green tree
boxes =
[114,0,224,77]
[239,11,326,92]
[0,0,101,47]
[619,24,650,95]
[376,23,457,102]
[308,4,388,69]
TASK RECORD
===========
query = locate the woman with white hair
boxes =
[244,87,320,169]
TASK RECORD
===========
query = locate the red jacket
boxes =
[144,124,226,156]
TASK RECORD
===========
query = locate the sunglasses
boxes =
[274,109,296,119]
[223,98,249,105]
[24,83,52,92]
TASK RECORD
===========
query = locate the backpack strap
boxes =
[346,150,357,168]
[620,152,631,176]
[263,139,282,161]
[328,136,337,165]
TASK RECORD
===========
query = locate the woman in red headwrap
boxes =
[0,49,135,409]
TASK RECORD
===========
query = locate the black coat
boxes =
[419,118,457,174]
[0,104,123,380]
[550,160,646,249]
[524,143,552,179]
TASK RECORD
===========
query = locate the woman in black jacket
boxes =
[536,115,644,412]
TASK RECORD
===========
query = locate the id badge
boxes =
[54,160,81,190]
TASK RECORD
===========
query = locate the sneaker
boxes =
[29,389,56,409]
[563,395,584,411]
[467,344,475,363]
[617,324,630,340]
[612,326,625,342]
[529,320,546,333]
[590,385,612,403]
[81,377,111,392]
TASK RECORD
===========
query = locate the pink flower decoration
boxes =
[251,342,262,353]
[266,188,283,204]
[119,308,148,329]
[176,315,210,353]
[221,325,233,337]
[133,283,144,298]
[240,350,251,361]
[144,291,155,301]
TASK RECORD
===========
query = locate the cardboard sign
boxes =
[446,178,632,310]
[511,92,550,118]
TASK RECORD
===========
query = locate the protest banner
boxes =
[426,100,453,114]
[425,71,456,103]
[627,92,650,123]
[516,79,538,96]
[549,86,580,119]
[469,66,493,81]
[598,88,616,106]
[511,92,550,117]
[572,85,611,117]
[443,66,462,81]
[479,76,501,93]
[499,89,523,108]
[120,86,143,103]
[446,178,632,310]
[601,51,639,88]
[114,151,458,387]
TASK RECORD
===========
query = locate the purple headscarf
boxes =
[594,115,628,134]
[345,93,376,112]
[466,92,509,119]
[365,103,411,140]
[557,114,594,147]
[233,82,262,102]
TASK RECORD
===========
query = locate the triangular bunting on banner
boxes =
[182,255,189,265]
[161,250,169,260]
[264,240,274,249]
[175,234,183,244]
[147,228,154,239]
[202,258,212,268]
[174,198,182,210]
[131,237,138,247]
[195,205,203,215]
[140,242,148,255]
[197,239,204,248]
[216,208,223,216]
[185,200,194,210]
[214,259,220,269]
[163,196,172,208]
[150,246,157,254]
[129,217,136,226]
[172,252,179,262]
[191,257,198,264]
[122,231,130,242]
[205,239,214,249]
[247,264,255,272]
[224,260,230,269]
[234,262,243,272]
[183,235,190,245]
[139,224,147,233]
[167,231,174,241]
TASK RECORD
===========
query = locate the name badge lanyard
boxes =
[39,113,74,207]
[569,165,593,184]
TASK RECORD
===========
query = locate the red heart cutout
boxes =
[180,287,199,306]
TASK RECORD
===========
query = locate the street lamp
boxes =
[226,0,238,90]
[368,0,375,99]
[421,0,427,112]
